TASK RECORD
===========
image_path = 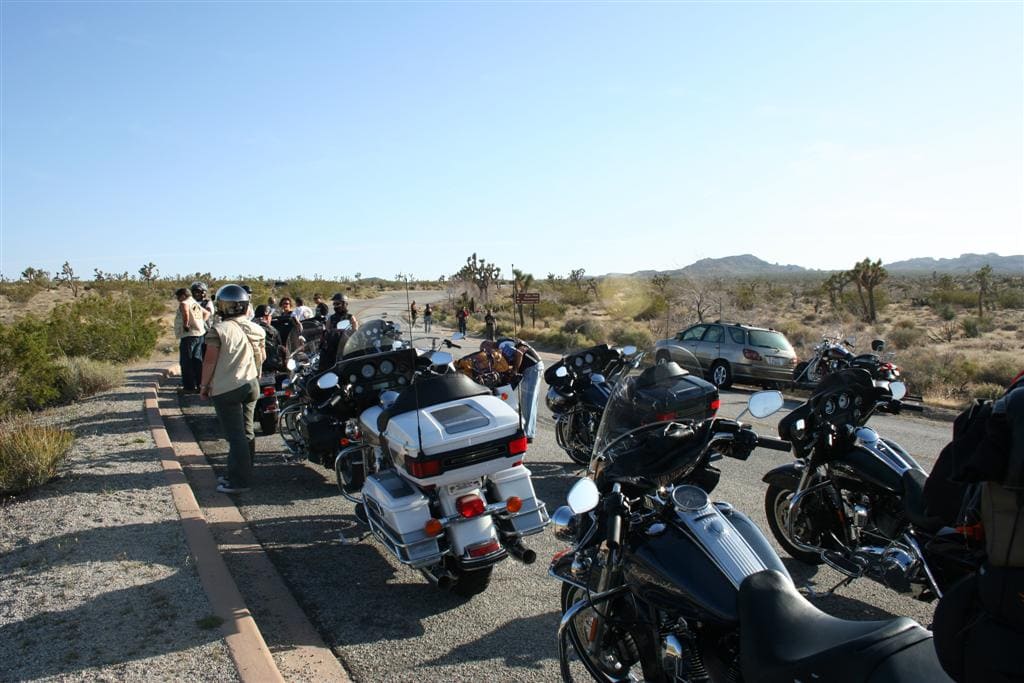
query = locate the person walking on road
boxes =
[456,306,468,335]
[174,287,206,393]
[423,303,433,332]
[199,284,266,494]
[410,301,418,328]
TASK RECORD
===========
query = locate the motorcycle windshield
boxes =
[341,318,404,358]
[591,347,705,460]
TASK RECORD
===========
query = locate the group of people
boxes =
[408,301,434,332]
[174,282,360,494]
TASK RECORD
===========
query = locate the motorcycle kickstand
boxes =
[799,574,856,599]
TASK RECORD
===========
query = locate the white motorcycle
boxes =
[323,320,549,596]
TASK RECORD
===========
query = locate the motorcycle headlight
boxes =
[545,387,573,413]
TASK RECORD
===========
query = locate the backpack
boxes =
[923,399,993,528]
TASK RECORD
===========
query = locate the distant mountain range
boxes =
[613,253,1022,278]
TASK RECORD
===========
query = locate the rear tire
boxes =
[710,361,732,389]
[450,566,493,597]
[764,484,826,564]
[335,448,365,495]
[259,414,277,435]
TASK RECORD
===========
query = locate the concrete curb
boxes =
[145,380,284,683]
[151,368,350,682]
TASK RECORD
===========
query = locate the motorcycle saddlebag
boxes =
[488,465,548,536]
[362,470,441,565]
[301,411,344,460]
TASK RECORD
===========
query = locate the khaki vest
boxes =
[208,319,266,397]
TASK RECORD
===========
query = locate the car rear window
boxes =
[727,327,745,344]
[747,330,793,352]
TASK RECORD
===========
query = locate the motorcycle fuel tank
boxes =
[834,429,925,494]
[622,495,788,624]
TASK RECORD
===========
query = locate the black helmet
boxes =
[215,284,250,318]
[241,284,252,294]
[331,292,349,303]
[190,281,208,298]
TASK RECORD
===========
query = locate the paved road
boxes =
[181,294,953,681]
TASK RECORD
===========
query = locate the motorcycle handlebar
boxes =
[757,436,792,452]
[606,486,625,550]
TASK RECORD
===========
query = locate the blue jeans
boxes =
[179,336,204,390]
[519,360,544,439]
[212,380,259,487]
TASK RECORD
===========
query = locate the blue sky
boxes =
[1,1,1021,281]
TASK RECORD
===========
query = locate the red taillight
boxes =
[508,435,528,455]
[408,458,442,478]
[466,539,501,558]
[654,411,676,421]
[457,495,486,518]
[709,398,721,413]
[262,387,275,397]
[743,348,763,361]
[339,437,350,447]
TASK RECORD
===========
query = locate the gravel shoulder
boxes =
[0,364,239,683]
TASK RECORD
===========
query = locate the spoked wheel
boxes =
[557,409,598,466]
[764,484,827,564]
[277,401,305,458]
[335,447,365,502]
[559,583,642,682]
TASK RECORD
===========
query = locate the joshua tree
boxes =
[512,268,535,327]
[138,262,159,285]
[55,261,81,297]
[973,264,993,319]
[456,253,501,302]
[850,258,887,322]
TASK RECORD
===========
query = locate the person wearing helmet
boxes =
[190,281,214,319]
[328,293,359,330]
[199,284,266,494]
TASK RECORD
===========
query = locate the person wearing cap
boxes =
[328,293,359,330]
[313,293,329,319]
[253,304,285,372]
[496,338,544,442]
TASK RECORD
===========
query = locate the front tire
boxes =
[560,583,643,681]
[764,484,826,564]
[710,360,733,389]
[259,414,278,435]
[792,361,809,384]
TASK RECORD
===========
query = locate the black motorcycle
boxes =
[550,380,951,682]
[763,368,983,601]
[547,347,720,466]
[794,336,901,387]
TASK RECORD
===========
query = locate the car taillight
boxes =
[466,539,501,558]
[408,459,442,478]
[457,495,486,518]
[743,348,763,361]
[654,411,676,421]
[709,398,721,413]
[262,387,275,397]
[508,435,528,455]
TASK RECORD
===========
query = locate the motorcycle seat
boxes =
[901,469,945,534]
[739,570,951,683]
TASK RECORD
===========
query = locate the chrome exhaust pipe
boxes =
[503,538,537,565]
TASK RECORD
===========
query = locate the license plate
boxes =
[767,356,787,366]
[447,482,479,497]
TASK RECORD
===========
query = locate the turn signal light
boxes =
[467,539,501,558]
[262,387,275,397]
[506,496,523,513]
[508,435,528,455]
[424,519,444,537]
[500,392,509,401]
[709,398,721,413]
[743,348,763,361]
[457,495,486,518]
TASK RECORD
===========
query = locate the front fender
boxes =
[762,462,804,490]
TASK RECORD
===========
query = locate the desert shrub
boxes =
[973,355,1018,387]
[533,300,568,320]
[995,288,1024,309]
[937,304,956,321]
[528,328,596,353]
[899,350,978,398]
[49,293,162,362]
[972,383,1006,401]
[633,297,667,321]
[961,317,980,338]
[933,288,976,308]
[608,325,653,350]
[888,325,924,350]
[773,321,816,352]
[0,282,42,305]
[561,318,607,342]
[0,316,64,412]
[559,288,591,307]
[0,414,74,494]
[55,357,124,402]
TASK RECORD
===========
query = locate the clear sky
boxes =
[1,1,1021,281]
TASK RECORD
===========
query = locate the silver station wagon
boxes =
[654,321,798,389]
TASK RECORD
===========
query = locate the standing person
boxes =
[292,297,314,321]
[423,303,433,332]
[455,306,468,335]
[199,285,266,494]
[410,301,418,328]
[497,338,544,442]
[266,296,279,317]
[272,297,300,353]
[313,293,329,319]
[174,287,206,393]
[253,305,285,372]
[484,309,496,341]
[191,281,214,320]
[328,293,359,330]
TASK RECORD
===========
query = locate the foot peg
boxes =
[821,550,864,578]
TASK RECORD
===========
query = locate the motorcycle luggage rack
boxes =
[363,504,448,568]
[496,499,550,537]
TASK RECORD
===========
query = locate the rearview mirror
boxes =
[890,381,907,401]
[316,372,339,391]
[451,332,465,341]
[337,320,351,331]
[430,351,453,366]
[748,390,784,418]
[286,358,297,371]
[555,366,569,379]
[621,345,637,356]
[566,478,600,514]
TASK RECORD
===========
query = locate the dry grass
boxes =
[56,357,125,401]
[0,414,75,495]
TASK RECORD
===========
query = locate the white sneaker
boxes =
[216,482,250,494]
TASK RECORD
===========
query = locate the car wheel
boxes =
[710,361,732,389]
